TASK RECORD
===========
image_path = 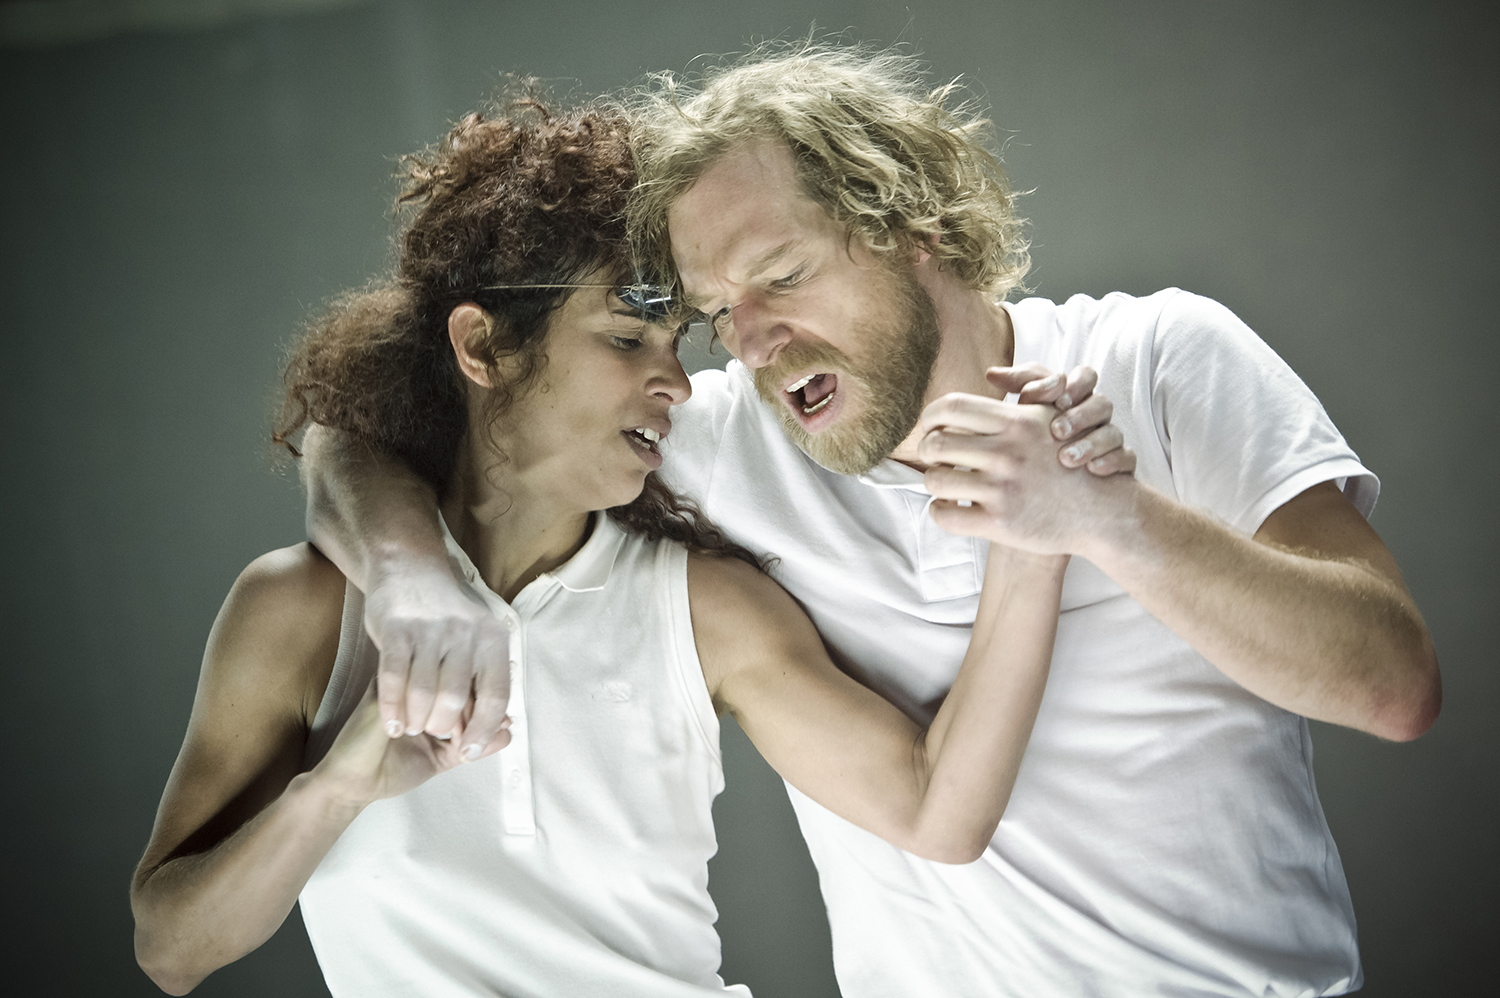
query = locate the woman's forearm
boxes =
[131,772,364,995]
[908,546,1068,863]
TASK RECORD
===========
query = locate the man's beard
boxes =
[752,264,940,475]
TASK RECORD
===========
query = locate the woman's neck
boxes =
[440,437,593,603]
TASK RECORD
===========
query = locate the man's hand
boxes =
[363,559,515,762]
[314,680,512,811]
[986,364,1137,476]
[917,365,1137,553]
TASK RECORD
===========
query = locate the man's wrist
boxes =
[1073,475,1153,567]
[367,537,453,589]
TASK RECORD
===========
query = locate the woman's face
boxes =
[490,284,692,513]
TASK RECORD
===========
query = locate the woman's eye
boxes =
[610,335,644,350]
[710,307,732,333]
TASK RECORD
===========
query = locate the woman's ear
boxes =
[448,303,494,388]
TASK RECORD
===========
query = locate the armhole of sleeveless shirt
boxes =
[302,579,372,771]
[662,542,724,769]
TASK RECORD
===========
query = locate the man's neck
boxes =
[887,272,1015,470]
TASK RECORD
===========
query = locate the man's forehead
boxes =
[669,141,830,299]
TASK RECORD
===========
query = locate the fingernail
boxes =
[1053,417,1072,438]
[1064,443,1089,462]
[385,719,403,738]
[499,716,513,728]
[462,744,483,762]
[1056,393,1073,410]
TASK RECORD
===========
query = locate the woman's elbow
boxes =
[902,820,997,866]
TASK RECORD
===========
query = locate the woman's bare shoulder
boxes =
[209,543,348,721]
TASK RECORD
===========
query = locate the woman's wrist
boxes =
[289,768,372,822]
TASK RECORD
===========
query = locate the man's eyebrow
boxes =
[681,241,799,312]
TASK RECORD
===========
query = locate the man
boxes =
[302,47,1438,997]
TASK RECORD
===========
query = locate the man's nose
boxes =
[723,296,792,369]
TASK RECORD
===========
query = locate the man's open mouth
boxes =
[786,372,838,416]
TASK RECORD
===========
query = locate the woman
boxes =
[129,97,1110,997]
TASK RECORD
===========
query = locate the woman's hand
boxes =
[917,364,1139,553]
[986,364,1137,476]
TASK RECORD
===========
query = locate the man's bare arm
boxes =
[918,385,1440,742]
[301,425,513,756]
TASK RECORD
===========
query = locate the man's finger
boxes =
[919,429,1016,474]
[1059,424,1125,468]
[1050,392,1113,442]
[923,465,1004,505]
[403,642,441,737]
[424,641,476,740]
[1087,446,1137,477]
[1052,366,1099,412]
[459,652,513,762]
[376,634,413,739]
[920,392,1019,436]
[987,364,1063,403]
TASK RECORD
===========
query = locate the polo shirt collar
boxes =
[440,511,624,597]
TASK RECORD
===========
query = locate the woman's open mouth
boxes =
[623,426,664,469]
[784,372,842,431]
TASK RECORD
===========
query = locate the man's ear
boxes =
[911,230,939,266]
[448,303,494,388]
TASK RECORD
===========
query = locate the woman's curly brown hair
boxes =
[273,92,757,566]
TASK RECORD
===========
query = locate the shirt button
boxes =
[509,770,522,786]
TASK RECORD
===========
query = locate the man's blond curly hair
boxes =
[628,41,1030,307]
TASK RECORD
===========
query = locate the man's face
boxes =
[667,140,940,475]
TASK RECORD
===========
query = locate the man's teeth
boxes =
[802,394,833,415]
[630,427,660,444]
[786,374,815,394]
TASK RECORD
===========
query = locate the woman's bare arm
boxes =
[130,544,509,994]
[131,545,346,993]
[691,546,1067,865]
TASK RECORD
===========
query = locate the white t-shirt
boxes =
[660,289,1373,998]
[299,515,751,998]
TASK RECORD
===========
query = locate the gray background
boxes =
[1,0,1494,994]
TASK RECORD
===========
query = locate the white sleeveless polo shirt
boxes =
[298,514,750,998]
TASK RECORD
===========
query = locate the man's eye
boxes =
[611,335,644,350]
[771,268,805,290]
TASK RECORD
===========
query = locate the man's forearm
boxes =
[301,424,448,589]
[1081,482,1440,741]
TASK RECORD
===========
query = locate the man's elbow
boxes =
[1371,640,1442,743]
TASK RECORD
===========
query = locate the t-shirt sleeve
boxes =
[658,367,733,505]
[1149,290,1378,535]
